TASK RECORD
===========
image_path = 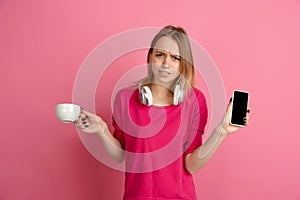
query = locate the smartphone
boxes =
[230,90,249,127]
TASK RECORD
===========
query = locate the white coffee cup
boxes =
[55,103,81,123]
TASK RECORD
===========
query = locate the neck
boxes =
[150,83,172,97]
[150,84,173,106]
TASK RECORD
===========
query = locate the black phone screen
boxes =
[231,90,249,126]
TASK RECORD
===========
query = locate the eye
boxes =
[172,56,181,61]
[155,53,163,57]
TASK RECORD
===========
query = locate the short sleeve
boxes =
[112,89,125,148]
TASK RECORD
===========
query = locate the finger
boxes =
[243,117,249,126]
[75,120,85,128]
[81,116,88,122]
[79,124,89,128]
[75,116,88,128]
[74,122,80,128]
[78,112,86,120]
[81,111,95,122]
[77,123,89,129]
[226,100,233,114]
[75,122,84,129]
[74,119,81,126]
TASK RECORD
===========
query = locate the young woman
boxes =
[75,25,250,200]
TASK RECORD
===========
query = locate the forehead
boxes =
[153,36,180,55]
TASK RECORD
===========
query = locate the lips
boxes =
[159,70,171,77]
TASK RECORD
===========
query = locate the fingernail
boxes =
[229,97,232,103]
[247,109,250,113]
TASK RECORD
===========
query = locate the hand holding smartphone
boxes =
[230,90,249,127]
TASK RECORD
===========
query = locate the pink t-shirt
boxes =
[113,87,208,200]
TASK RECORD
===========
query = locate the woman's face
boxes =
[149,36,181,86]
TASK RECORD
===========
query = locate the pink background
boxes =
[1,0,300,199]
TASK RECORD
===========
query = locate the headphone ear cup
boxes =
[140,86,153,106]
[173,84,184,105]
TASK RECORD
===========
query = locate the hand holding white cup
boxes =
[55,103,106,135]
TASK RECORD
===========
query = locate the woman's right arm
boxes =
[75,110,125,163]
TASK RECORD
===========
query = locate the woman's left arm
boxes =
[185,101,250,174]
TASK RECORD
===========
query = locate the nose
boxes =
[162,55,172,68]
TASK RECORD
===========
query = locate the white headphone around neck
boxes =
[139,84,184,106]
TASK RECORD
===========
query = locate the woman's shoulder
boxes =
[190,87,206,101]
[184,87,207,110]
[114,86,139,101]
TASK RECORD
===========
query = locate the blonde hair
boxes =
[138,25,195,94]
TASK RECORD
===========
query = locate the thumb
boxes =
[226,98,233,114]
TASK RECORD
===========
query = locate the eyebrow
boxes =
[153,49,181,57]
